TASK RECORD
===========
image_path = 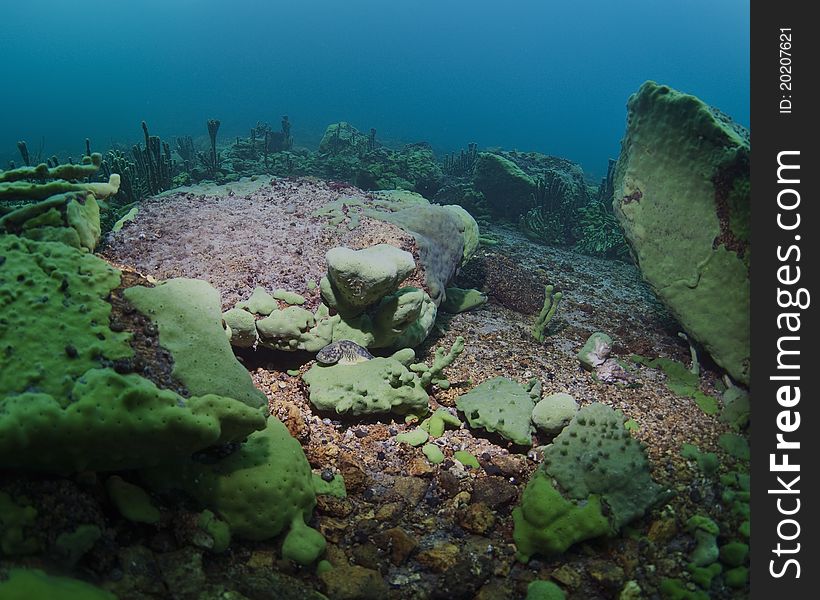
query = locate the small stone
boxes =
[390,477,429,507]
[374,502,404,522]
[472,476,518,508]
[416,543,460,572]
[372,527,418,565]
[319,563,389,600]
[647,517,678,544]
[587,559,625,591]
[458,502,496,535]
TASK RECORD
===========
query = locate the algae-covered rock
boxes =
[0,236,265,473]
[106,476,161,524]
[141,416,325,565]
[472,152,536,217]
[222,307,258,348]
[613,81,750,384]
[303,357,429,415]
[456,377,538,446]
[577,332,613,370]
[0,492,39,555]
[440,287,488,313]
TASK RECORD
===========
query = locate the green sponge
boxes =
[457,377,538,446]
[141,416,325,565]
[303,357,429,415]
[0,568,116,600]
[106,476,161,524]
[124,278,266,408]
[512,469,611,560]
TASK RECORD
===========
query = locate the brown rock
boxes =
[458,502,496,535]
[374,501,404,522]
[472,476,518,508]
[648,517,678,544]
[408,457,435,476]
[317,517,348,544]
[316,496,354,517]
[319,563,389,600]
[339,457,368,492]
[416,543,460,573]
[475,579,518,600]
[552,564,583,589]
[587,559,626,591]
[372,527,418,565]
[390,476,429,507]
[483,453,526,479]
[350,543,388,574]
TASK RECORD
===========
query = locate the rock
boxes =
[531,393,578,435]
[390,476,429,507]
[472,152,535,216]
[587,559,626,591]
[318,563,389,600]
[577,332,613,370]
[155,547,206,598]
[372,527,418,565]
[416,542,461,572]
[458,502,496,535]
[472,476,519,508]
[613,81,750,384]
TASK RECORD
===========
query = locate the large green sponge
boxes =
[0,368,265,472]
[141,416,325,565]
[125,278,266,408]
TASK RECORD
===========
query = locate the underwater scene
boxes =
[0,1,750,599]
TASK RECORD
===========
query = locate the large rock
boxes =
[472,152,535,217]
[613,82,750,384]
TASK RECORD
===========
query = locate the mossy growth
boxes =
[0,492,39,555]
[631,355,720,416]
[718,433,750,461]
[106,476,161,524]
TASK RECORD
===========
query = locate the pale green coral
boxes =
[613,81,750,384]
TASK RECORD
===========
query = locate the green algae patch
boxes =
[124,278,266,408]
[457,377,538,446]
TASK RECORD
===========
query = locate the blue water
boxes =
[0,0,749,178]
